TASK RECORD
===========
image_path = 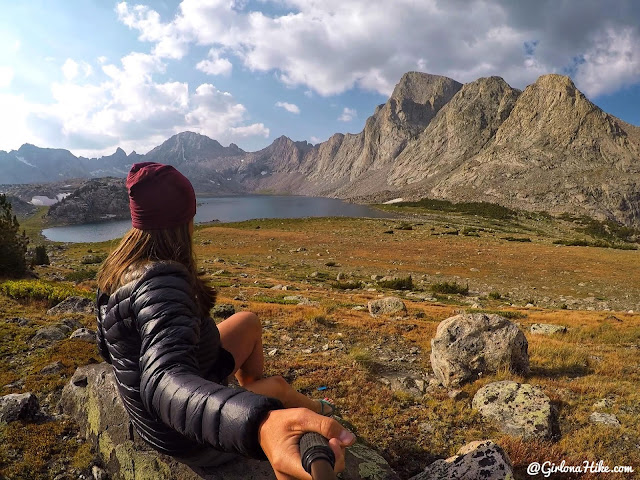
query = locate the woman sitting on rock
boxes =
[96,162,354,479]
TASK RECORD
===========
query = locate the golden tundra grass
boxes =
[1,215,639,479]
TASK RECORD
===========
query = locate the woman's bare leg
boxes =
[217,311,324,413]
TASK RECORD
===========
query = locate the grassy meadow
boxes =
[1,205,639,479]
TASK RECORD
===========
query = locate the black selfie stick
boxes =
[300,432,337,480]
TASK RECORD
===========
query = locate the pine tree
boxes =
[32,245,50,266]
[0,194,29,277]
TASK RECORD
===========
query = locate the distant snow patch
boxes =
[15,156,36,168]
[30,193,71,206]
[383,198,405,204]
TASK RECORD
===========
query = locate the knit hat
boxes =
[126,162,196,230]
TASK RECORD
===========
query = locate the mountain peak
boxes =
[534,74,577,91]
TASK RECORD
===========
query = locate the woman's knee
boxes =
[238,311,261,336]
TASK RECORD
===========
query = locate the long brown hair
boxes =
[97,223,215,316]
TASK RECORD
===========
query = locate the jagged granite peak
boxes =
[389,76,521,186]
[346,72,463,179]
[425,73,640,226]
[144,131,245,166]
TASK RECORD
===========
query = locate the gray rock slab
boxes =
[409,440,513,480]
[530,323,568,335]
[430,314,529,387]
[47,296,95,315]
[589,412,621,427]
[472,381,559,440]
[0,392,40,423]
[368,297,407,317]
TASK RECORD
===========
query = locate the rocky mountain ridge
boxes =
[1,71,639,227]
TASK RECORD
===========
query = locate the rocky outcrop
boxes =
[430,314,529,387]
[60,363,401,480]
[46,178,130,225]
[472,381,559,440]
[409,440,514,480]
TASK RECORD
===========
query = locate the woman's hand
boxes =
[258,407,356,480]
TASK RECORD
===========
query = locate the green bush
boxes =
[32,245,50,266]
[488,291,502,300]
[0,279,89,306]
[0,194,29,277]
[430,281,469,295]
[378,276,413,290]
[65,269,98,282]
[81,254,106,265]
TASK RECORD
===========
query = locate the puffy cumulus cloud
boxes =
[185,83,269,141]
[118,0,640,98]
[0,67,14,88]
[275,101,300,114]
[62,59,79,81]
[338,107,356,122]
[574,27,640,97]
[116,2,190,59]
[196,49,233,76]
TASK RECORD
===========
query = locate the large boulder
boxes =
[409,440,514,480]
[0,392,40,423]
[60,363,400,480]
[430,314,529,387]
[47,296,95,315]
[472,381,559,440]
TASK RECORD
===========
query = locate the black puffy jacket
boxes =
[96,261,283,464]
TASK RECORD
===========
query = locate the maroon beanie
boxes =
[126,162,196,230]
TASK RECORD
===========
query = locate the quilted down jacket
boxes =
[96,261,283,464]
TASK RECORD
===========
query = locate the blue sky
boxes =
[0,0,639,158]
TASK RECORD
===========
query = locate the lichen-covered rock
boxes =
[61,363,399,480]
[211,304,236,318]
[472,381,559,440]
[47,296,95,315]
[589,412,621,427]
[409,440,513,480]
[368,297,407,317]
[0,392,40,423]
[415,440,513,480]
[530,323,567,335]
[430,314,529,387]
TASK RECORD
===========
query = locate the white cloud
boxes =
[62,59,79,81]
[275,101,300,114]
[196,49,233,76]
[0,67,14,88]
[338,107,356,122]
[115,0,640,99]
[9,49,270,157]
[574,27,640,97]
[310,135,322,144]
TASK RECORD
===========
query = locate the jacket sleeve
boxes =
[95,289,112,364]
[130,268,283,459]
